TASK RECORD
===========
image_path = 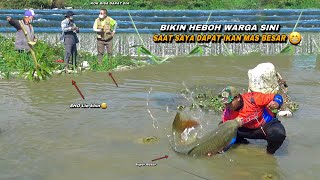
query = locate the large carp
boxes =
[171,111,241,157]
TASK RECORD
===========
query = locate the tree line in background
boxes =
[0,0,320,9]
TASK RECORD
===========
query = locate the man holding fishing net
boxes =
[220,86,286,154]
[6,9,37,53]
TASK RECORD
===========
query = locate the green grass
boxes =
[0,34,141,80]
[88,54,136,72]
[1,0,320,9]
[0,34,64,80]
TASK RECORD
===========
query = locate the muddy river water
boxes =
[0,55,319,180]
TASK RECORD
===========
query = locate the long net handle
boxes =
[18,20,39,70]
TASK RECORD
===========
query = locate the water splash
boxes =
[146,87,160,129]
[181,81,194,103]
[181,127,197,143]
[180,82,206,121]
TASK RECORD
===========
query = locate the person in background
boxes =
[6,9,37,53]
[93,8,117,65]
[61,10,79,72]
[219,86,286,154]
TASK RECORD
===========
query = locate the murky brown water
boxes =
[0,55,319,180]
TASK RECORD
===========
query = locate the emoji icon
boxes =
[101,103,107,109]
[289,32,301,45]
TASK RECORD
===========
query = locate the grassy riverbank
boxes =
[0,35,140,80]
[1,0,320,10]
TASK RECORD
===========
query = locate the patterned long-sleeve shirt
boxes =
[61,18,77,32]
[60,18,79,43]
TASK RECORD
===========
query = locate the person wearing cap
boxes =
[61,10,79,72]
[219,86,286,154]
[93,8,117,65]
[6,9,37,52]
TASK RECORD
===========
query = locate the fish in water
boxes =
[171,111,241,157]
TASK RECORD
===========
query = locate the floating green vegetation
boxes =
[177,84,299,114]
[288,102,299,112]
[135,136,159,144]
[178,86,225,113]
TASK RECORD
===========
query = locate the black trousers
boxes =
[236,119,286,154]
[64,35,78,68]
[64,43,77,68]
[220,119,286,154]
